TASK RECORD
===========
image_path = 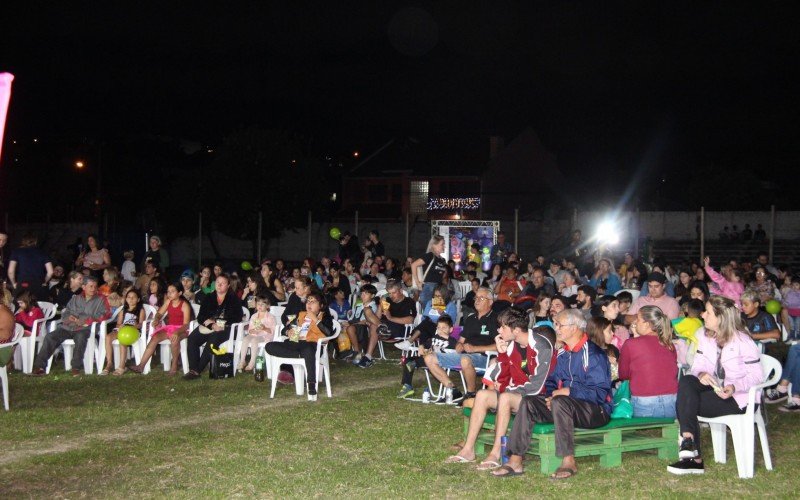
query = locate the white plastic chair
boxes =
[93,306,125,372]
[16,301,56,374]
[456,281,471,301]
[234,305,287,379]
[424,349,497,399]
[269,322,341,398]
[1,325,24,410]
[697,354,780,478]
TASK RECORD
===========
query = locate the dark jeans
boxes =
[508,394,610,458]
[34,327,90,370]
[676,375,746,456]
[265,340,319,394]
[401,356,426,386]
[186,327,231,373]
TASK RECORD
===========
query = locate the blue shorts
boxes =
[436,351,487,371]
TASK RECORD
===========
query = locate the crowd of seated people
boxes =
[2,226,798,475]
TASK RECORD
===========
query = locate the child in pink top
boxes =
[237,294,277,372]
[704,257,744,307]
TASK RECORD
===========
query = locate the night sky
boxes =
[2,1,799,207]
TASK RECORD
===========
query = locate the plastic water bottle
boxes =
[501,436,508,464]
[422,388,430,403]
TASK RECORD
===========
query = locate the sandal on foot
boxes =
[492,465,524,477]
[128,365,144,374]
[99,369,110,376]
[549,467,577,480]
[444,455,475,464]
[112,367,127,376]
[476,459,501,471]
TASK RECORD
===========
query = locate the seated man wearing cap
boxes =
[625,272,681,324]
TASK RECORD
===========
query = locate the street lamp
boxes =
[75,160,85,169]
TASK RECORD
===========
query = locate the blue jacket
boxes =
[545,334,613,414]
[588,273,622,295]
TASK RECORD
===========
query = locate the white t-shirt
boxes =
[121,260,136,282]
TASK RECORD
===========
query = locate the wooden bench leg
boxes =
[658,423,680,461]
[536,435,560,474]
[600,429,622,468]
[475,438,486,456]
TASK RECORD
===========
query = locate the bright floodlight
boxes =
[596,221,620,245]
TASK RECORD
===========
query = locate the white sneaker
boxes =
[395,340,412,351]
[307,393,318,402]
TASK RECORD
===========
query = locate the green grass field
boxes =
[1,360,797,498]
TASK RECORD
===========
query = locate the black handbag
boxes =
[209,353,235,379]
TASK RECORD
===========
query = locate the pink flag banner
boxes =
[0,73,14,161]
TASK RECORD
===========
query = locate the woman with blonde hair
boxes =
[619,305,678,418]
[410,235,447,307]
[667,296,763,475]
[99,267,124,308]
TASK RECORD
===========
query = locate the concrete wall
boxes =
[7,210,799,269]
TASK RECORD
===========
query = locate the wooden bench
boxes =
[464,408,679,474]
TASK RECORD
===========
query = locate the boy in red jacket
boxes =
[445,307,556,470]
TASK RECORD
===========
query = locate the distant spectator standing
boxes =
[0,230,8,278]
[411,235,447,308]
[753,224,766,242]
[74,234,110,277]
[741,224,753,241]
[143,235,169,273]
[7,234,53,300]
[490,231,513,265]
[364,229,385,258]
[120,250,136,282]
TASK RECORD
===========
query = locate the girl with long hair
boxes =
[668,297,763,475]
[619,305,677,418]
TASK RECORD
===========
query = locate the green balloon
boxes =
[117,325,140,346]
[765,299,782,315]
[329,227,341,240]
[241,261,253,271]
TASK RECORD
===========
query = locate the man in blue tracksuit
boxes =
[494,309,612,479]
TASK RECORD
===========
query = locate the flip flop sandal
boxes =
[444,455,475,464]
[492,465,524,477]
[99,369,110,376]
[476,460,501,471]
[112,368,127,376]
[549,467,578,480]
